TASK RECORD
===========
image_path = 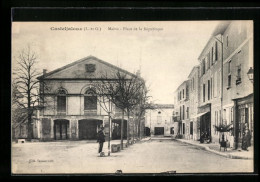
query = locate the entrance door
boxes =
[154,127,164,135]
[54,119,69,140]
[79,120,102,140]
[200,112,211,139]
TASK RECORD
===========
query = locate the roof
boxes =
[211,21,231,36]
[152,104,174,109]
[198,21,231,60]
[175,80,188,93]
[187,65,200,78]
[37,55,142,80]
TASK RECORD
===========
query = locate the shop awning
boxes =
[195,111,209,118]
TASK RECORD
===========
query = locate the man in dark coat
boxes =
[97,127,105,154]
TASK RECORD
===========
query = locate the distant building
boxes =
[145,104,174,137]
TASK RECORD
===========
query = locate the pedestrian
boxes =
[97,126,105,154]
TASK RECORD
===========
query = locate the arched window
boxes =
[57,89,67,114]
[84,89,97,112]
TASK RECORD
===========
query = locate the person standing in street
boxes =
[97,126,105,154]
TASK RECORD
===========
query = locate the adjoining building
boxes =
[145,104,174,137]
[36,56,144,141]
[174,21,254,150]
[173,81,190,138]
[197,24,226,144]
[221,21,253,149]
[187,66,200,141]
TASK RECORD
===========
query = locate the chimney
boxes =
[43,69,47,75]
[136,70,141,77]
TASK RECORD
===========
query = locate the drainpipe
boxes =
[213,35,224,144]
[213,35,224,124]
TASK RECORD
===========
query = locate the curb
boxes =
[174,139,253,160]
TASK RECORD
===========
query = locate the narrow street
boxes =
[12,139,253,174]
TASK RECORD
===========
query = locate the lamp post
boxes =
[247,67,254,83]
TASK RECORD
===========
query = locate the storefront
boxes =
[233,94,253,149]
[198,104,211,142]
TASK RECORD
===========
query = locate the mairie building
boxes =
[36,56,142,141]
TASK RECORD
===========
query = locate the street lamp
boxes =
[247,67,254,83]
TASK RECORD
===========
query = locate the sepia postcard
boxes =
[11,20,254,175]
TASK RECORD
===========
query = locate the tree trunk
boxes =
[127,110,130,146]
[138,118,141,140]
[27,113,34,140]
[108,114,111,156]
[120,109,124,150]
[132,118,135,143]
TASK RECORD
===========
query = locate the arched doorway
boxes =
[54,119,69,140]
[78,119,103,140]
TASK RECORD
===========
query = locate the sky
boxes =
[12,21,221,104]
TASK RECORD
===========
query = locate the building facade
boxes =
[222,21,253,149]
[37,56,142,141]
[187,66,200,141]
[174,21,254,150]
[173,81,190,138]
[145,104,174,137]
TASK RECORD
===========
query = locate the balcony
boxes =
[173,116,180,122]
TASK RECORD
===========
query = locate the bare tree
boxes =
[93,70,146,149]
[91,81,113,156]
[132,86,155,140]
[12,45,42,139]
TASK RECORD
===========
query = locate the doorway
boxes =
[54,119,69,140]
[154,127,164,135]
[78,119,103,140]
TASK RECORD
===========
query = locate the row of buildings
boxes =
[173,21,254,150]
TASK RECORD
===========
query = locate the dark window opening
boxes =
[203,84,206,102]
[190,122,193,135]
[208,80,210,100]
[84,89,97,111]
[85,64,96,72]
[236,64,242,84]
[228,75,231,88]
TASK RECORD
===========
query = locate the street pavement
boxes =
[12,138,254,174]
[175,138,254,160]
